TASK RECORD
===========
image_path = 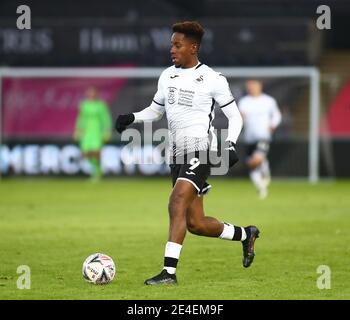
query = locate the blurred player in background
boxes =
[115,21,260,285]
[238,79,282,199]
[74,86,112,180]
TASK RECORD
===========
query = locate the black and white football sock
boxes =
[163,241,182,274]
[219,222,247,241]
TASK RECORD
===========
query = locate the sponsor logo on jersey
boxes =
[170,75,179,79]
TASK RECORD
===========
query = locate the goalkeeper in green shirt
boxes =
[74,86,112,180]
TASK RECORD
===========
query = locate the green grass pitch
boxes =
[0,177,349,300]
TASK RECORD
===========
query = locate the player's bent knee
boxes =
[248,155,264,169]
[248,162,260,170]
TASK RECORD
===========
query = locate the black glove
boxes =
[225,141,239,167]
[115,114,135,134]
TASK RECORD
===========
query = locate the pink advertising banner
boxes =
[2,77,127,138]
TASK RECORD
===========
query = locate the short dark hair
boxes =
[172,21,204,45]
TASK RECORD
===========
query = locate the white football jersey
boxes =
[238,93,281,143]
[151,63,235,156]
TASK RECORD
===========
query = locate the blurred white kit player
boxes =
[238,79,282,199]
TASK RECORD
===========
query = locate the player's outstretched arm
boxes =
[270,98,282,132]
[115,101,165,134]
[221,101,243,167]
[212,73,242,167]
[73,103,84,141]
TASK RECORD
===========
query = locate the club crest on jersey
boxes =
[167,87,177,104]
[194,75,204,83]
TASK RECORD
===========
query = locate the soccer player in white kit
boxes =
[115,21,260,285]
[238,80,282,199]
